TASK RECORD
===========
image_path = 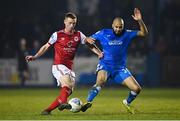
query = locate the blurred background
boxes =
[0,0,180,88]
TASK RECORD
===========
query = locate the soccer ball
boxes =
[68,98,83,113]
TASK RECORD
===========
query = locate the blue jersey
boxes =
[91,29,138,69]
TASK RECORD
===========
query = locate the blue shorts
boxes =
[96,61,132,84]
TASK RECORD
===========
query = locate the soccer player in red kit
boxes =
[26,12,103,115]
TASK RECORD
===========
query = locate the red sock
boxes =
[46,86,72,112]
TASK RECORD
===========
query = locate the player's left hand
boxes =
[132,8,142,21]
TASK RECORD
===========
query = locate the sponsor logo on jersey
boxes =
[108,40,123,45]
[67,41,73,47]
[64,48,75,52]
[64,41,76,52]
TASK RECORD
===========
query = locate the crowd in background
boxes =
[0,0,179,59]
[0,0,180,87]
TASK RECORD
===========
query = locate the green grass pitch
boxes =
[0,88,180,120]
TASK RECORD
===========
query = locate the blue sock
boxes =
[87,85,101,102]
[126,91,138,105]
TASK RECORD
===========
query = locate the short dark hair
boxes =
[65,12,77,19]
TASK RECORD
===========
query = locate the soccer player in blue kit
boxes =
[81,8,148,114]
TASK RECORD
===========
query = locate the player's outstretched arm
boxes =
[132,8,148,37]
[85,37,103,59]
[25,42,50,62]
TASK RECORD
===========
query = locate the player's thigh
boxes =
[122,76,141,93]
[96,70,108,85]
[52,65,75,89]
[60,74,75,89]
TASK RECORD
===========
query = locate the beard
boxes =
[113,29,125,36]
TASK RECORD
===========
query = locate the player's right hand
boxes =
[86,37,95,44]
[98,52,104,59]
[132,8,142,21]
[25,55,36,62]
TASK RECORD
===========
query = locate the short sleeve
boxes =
[127,30,138,39]
[79,31,86,44]
[90,30,103,41]
[48,32,57,45]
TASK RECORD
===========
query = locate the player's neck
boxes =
[113,29,125,36]
[64,28,75,35]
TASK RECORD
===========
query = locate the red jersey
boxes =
[48,29,86,69]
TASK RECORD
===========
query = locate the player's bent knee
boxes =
[134,86,142,94]
[60,75,75,89]
[96,79,106,86]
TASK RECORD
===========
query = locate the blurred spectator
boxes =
[16,38,29,86]
[81,0,99,16]
[0,0,179,88]
[2,42,14,58]
[146,35,167,87]
[155,35,168,56]
[30,40,40,55]
[67,0,79,14]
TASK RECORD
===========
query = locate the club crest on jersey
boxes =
[74,36,79,42]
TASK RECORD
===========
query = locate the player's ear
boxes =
[112,23,114,29]
[112,23,115,29]
[64,17,67,25]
